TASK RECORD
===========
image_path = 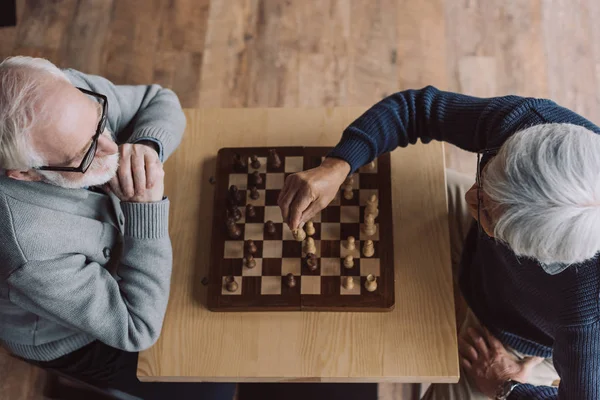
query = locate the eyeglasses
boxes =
[476,147,500,235]
[36,87,108,173]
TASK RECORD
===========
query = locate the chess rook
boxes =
[365,274,377,292]
[292,228,306,242]
[245,254,256,269]
[363,239,375,257]
[268,149,282,169]
[346,236,355,250]
[226,218,242,239]
[225,276,238,292]
[306,253,318,271]
[364,214,377,236]
[245,204,256,218]
[285,273,296,288]
[343,255,354,268]
[250,155,261,169]
[304,237,316,255]
[251,171,263,185]
[305,221,315,236]
[343,276,354,290]
[250,186,260,200]
[366,194,379,218]
[265,220,276,234]
[245,240,257,255]
[233,153,247,171]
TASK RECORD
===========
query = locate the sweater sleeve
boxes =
[509,320,600,400]
[63,68,186,162]
[328,86,541,172]
[6,200,173,352]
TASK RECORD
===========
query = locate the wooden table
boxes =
[137,108,458,383]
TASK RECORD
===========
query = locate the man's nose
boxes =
[95,130,118,157]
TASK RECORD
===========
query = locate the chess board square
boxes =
[221,259,243,276]
[242,276,261,296]
[359,223,380,240]
[340,276,361,295]
[248,156,267,173]
[262,240,283,258]
[262,258,283,275]
[307,155,322,169]
[340,223,360,240]
[285,156,304,173]
[309,211,321,223]
[359,240,379,259]
[242,258,263,276]
[301,276,321,295]
[320,223,340,240]
[244,223,264,240]
[341,206,360,223]
[281,258,301,276]
[263,222,283,240]
[341,258,360,276]
[359,189,379,207]
[328,191,341,206]
[358,159,378,173]
[320,258,341,276]
[340,189,360,206]
[264,206,283,223]
[301,239,321,257]
[261,276,282,295]
[320,240,341,258]
[247,173,266,190]
[266,173,285,189]
[282,240,302,258]
[301,257,321,275]
[359,173,379,189]
[320,276,340,296]
[360,258,381,277]
[228,174,248,190]
[221,276,242,295]
[340,239,361,259]
[282,226,296,241]
[265,189,280,206]
[224,241,244,258]
[321,206,340,222]
[246,190,266,206]
[244,205,265,223]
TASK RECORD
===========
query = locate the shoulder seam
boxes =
[0,192,27,265]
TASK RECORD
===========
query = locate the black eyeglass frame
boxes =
[476,147,501,235]
[35,87,108,173]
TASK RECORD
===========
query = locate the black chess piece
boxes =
[228,185,241,205]
[226,218,241,239]
[265,220,276,234]
[233,153,247,171]
[250,186,260,200]
[245,204,256,218]
[268,149,281,169]
[250,155,261,169]
[251,171,263,186]
[285,273,296,288]
[228,204,242,221]
[246,240,257,255]
[306,253,318,271]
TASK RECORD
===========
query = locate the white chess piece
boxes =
[343,185,353,200]
[343,276,355,290]
[364,214,377,236]
[346,236,356,251]
[305,221,316,236]
[343,255,354,268]
[366,194,379,218]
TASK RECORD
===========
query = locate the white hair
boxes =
[484,123,600,265]
[0,56,69,169]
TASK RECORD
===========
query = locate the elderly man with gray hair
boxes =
[280,87,600,399]
[0,57,234,399]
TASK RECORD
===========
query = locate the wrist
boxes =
[495,379,522,400]
[321,157,351,177]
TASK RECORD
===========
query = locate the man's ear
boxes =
[5,169,43,182]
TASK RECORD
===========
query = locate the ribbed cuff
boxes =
[509,383,557,399]
[121,198,170,239]
[327,129,374,173]
[3,334,95,362]
[130,127,175,162]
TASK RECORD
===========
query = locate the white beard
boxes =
[37,152,119,189]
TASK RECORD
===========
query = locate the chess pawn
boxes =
[250,155,261,169]
[365,274,377,292]
[225,276,238,292]
[363,239,375,257]
[245,204,256,218]
[268,149,282,169]
[246,240,257,255]
[366,194,379,218]
[343,174,354,187]
[228,205,242,221]
[265,220,276,235]
[304,237,316,255]
[343,276,354,290]
[245,254,256,269]
[343,185,354,200]
[293,228,306,242]
[306,253,318,271]
[305,221,315,236]
[285,273,296,288]
[343,255,354,269]
[233,153,247,171]
[363,213,377,236]
[346,236,355,251]
[250,186,260,200]
[251,171,263,185]
[368,160,376,170]
[228,185,241,205]
[226,218,242,239]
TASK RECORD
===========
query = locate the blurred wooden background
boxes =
[1,0,599,399]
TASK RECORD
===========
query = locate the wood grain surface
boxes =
[136,107,457,382]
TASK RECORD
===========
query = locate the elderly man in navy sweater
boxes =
[278,86,600,399]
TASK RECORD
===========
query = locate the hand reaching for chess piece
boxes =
[278,157,351,230]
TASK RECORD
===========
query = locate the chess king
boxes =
[0,57,234,399]
[278,87,600,399]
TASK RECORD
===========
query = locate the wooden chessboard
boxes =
[207,147,395,312]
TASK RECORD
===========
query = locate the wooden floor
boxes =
[1,0,599,399]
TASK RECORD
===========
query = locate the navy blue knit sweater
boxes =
[329,87,600,399]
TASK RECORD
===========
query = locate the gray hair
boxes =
[0,56,69,169]
[484,123,600,266]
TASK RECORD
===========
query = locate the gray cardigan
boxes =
[0,69,186,361]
